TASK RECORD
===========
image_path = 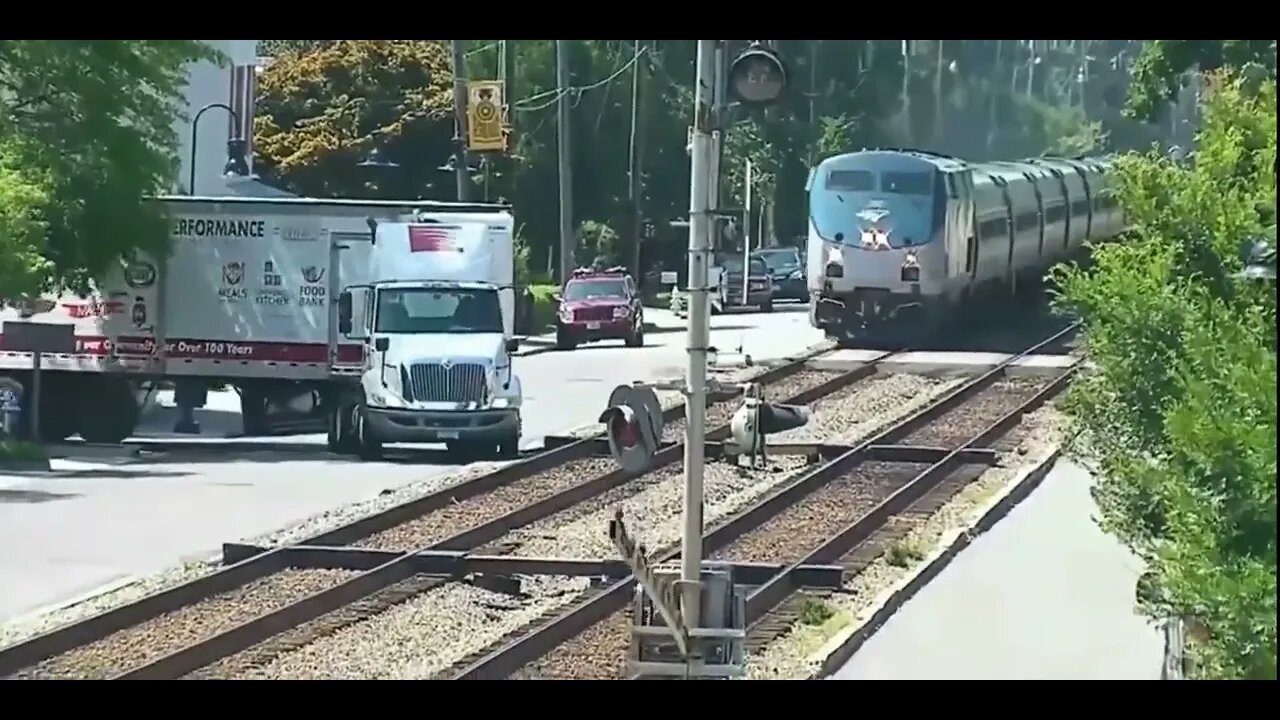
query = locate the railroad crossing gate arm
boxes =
[609,514,691,658]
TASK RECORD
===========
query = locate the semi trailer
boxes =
[0,195,522,459]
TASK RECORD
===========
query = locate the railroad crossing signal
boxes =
[599,384,664,473]
[466,80,510,153]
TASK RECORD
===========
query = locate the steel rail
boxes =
[0,345,836,678]
[448,322,1078,680]
[743,362,1079,623]
[107,351,878,679]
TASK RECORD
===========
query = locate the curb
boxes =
[808,447,1063,679]
[0,458,52,473]
[513,322,685,357]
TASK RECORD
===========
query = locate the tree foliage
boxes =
[0,40,220,301]
[1050,72,1276,679]
[254,40,1175,280]
[254,41,455,199]
[1125,40,1276,122]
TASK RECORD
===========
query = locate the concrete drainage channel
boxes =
[0,328,1080,680]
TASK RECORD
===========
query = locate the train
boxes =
[805,148,1125,344]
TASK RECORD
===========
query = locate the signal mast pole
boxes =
[681,39,718,632]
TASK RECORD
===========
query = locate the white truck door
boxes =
[330,231,375,369]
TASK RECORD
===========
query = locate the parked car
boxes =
[713,253,773,312]
[753,247,807,301]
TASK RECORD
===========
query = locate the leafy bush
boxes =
[0,438,48,463]
[1050,72,1276,679]
[527,284,560,336]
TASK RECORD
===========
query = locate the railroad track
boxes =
[0,343,885,680]
[450,324,1079,680]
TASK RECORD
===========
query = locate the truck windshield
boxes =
[754,249,799,271]
[565,278,626,300]
[376,287,502,334]
[718,256,768,275]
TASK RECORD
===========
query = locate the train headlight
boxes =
[824,246,844,278]
[900,251,920,282]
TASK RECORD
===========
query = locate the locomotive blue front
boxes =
[806,151,951,340]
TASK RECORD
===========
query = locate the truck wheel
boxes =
[624,326,644,348]
[326,406,351,453]
[556,328,577,351]
[78,378,139,444]
[240,388,270,436]
[355,406,383,460]
[496,431,520,460]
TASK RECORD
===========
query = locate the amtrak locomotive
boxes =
[806,148,1124,344]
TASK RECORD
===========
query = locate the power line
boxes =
[514,44,649,112]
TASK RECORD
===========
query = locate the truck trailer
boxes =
[0,195,522,460]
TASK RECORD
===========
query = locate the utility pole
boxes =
[682,39,717,634]
[628,40,646,279]
[709,42,728,232]
[900,40,912,145]
[450,40,471,202]
[741,159,752,301]
[933,40,944,145]
[988,40,1003,154]
[556,40,575,283]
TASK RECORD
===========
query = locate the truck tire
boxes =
[240,387,270,436]
[556,328,576,351]
[355,404,382,460]
[496,430,520,460]
[624,326,644,347]
[78,377,139,444]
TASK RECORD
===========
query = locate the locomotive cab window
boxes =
[882,171,934,196]
[825,170,874,192]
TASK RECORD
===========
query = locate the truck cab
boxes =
[333,218,522,460]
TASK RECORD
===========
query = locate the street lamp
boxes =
[189,102,249,195]
[358,147,402,199]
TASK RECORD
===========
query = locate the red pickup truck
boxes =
[555,267,645,350]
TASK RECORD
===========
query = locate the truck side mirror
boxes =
[374,336,390,352]
[505,338,520,353]
[338,291,353,334]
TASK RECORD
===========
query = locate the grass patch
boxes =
[0,438,48,463]
[885,539,927,568]
[798,596,836,626]
[528,283,560,336]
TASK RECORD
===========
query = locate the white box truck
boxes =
[0,195,522,460]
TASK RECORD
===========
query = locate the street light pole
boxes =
[681,39,718,634]
[190,102,239,195]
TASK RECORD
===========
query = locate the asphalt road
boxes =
[0,303,822,623]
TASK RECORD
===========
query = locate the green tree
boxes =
[0,141,52,300]
[1050,72,1276,679]
[254,41,456,199]
[0,40,220,299]
[1125,40,1276,122]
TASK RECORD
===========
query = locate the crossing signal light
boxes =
[600,384,664,473]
